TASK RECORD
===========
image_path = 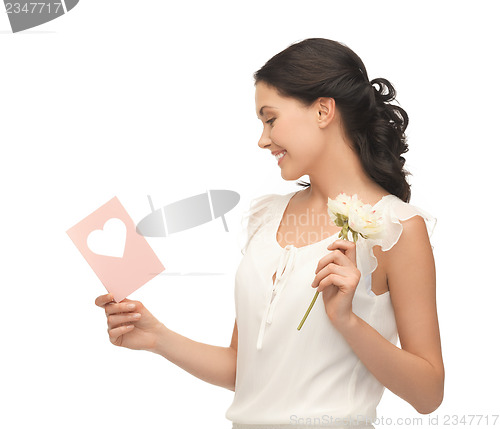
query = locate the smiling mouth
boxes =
[275,150,287,162]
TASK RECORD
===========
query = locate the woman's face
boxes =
[255,81,327,181]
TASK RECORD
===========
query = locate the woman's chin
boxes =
[280,168,302,181]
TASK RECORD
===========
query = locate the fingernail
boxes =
[127,303,135,309]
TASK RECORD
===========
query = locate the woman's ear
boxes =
[317,97,336,128]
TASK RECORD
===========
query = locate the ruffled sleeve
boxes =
[238,193,280,255]
[356,195,437,295]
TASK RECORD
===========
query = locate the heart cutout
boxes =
[87,218,127,258]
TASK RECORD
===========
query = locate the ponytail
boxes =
[359,77,410,202]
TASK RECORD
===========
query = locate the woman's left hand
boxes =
[311,239,360,327]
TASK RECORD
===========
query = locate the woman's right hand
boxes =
[95,293,164,352]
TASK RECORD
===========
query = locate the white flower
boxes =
[348,203,384,239]
[327,193,365,216]
[327,193,351,218]
[327,193,384,241]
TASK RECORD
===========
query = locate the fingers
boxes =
[95,294,142,346]
[95,293,115,308]
[327,239,355,251]
[103,299,140,346]
[316,273,348,293]
[107,312,141,328]
[108,324,135,345]
[312,240,361,293]
[315,248,352,274]
[104,301,137,317]
[312,266,361,293]
[327,239,356,264]
[311,263,350,291]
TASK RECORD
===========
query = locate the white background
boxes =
[1,1,499,428]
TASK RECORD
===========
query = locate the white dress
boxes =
[225,190,436,428]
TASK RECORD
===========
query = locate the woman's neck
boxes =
[304,136,389,208]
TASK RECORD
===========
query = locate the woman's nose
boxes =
[258,129,271,149]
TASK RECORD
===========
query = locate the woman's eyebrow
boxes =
[256,105,277,118]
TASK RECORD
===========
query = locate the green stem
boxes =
[297,289,319,330]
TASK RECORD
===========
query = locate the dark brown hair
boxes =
[254,38,411,202]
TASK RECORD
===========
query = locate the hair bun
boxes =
[370,77,396,103]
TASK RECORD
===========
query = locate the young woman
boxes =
[95,38,444,428]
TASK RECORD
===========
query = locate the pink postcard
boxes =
[66,196,165,302]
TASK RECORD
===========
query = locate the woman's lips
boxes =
[275,150,287,165]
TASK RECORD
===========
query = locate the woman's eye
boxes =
[266,118,276,125]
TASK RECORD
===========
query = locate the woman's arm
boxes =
[335,216,444,414]
[96,293,238,391]
[312,216,444,414]
[151,319,238,392]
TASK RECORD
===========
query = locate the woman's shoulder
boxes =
[356,194,436,281]
[238,192,291,255]
[245,192,285,213]
[375,195,436,251]
[242,192,289,225]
